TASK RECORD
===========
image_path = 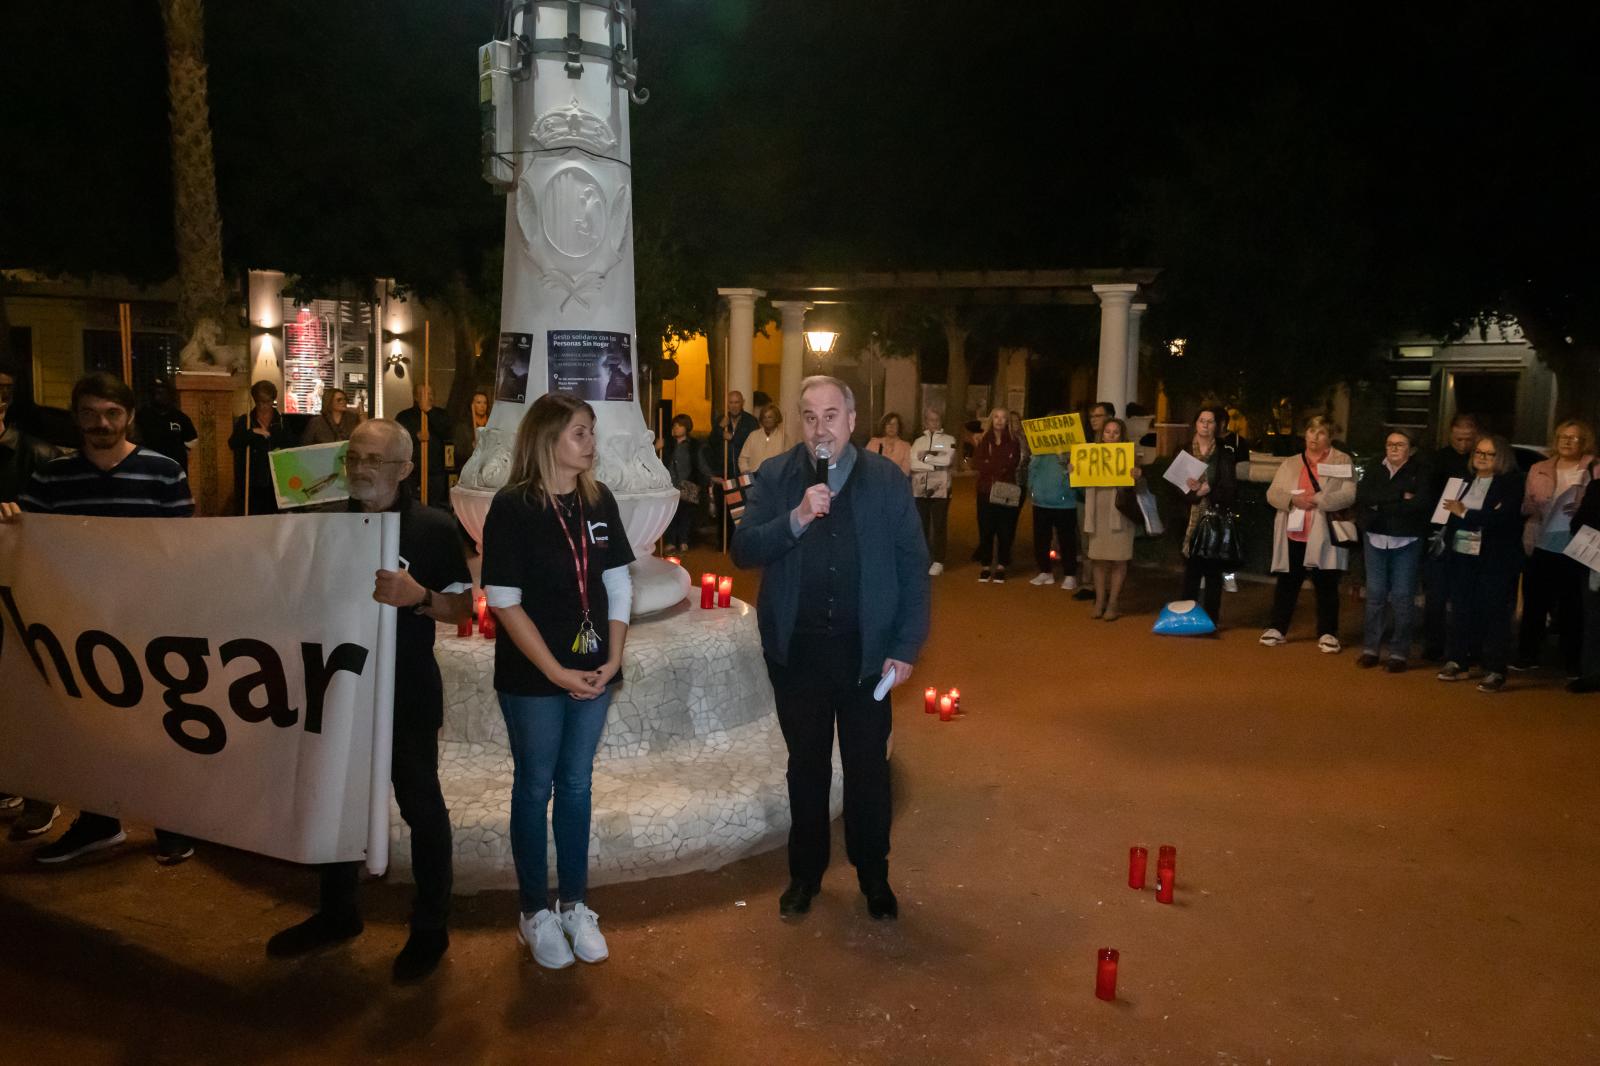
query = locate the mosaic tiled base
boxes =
[388,600,843,892]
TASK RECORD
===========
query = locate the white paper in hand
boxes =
[1287,507,1307,534]
[872,670,895,702]
[1565,525,1600,574]
[1163,449,1210,493]
[1316,462,1353,479]
[1431,477,1465,524]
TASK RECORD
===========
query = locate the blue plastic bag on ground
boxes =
[1152,599,1215,636]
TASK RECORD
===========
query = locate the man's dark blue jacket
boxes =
[732,443,930,678]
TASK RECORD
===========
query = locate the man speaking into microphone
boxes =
[733,375,929,921]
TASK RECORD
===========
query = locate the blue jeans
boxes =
[499,689,612,914]
[1363,539,1423,660]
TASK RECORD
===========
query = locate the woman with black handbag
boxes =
[1261,415,1358,652]
[1083,417,1144,620]
[973,406,1023,583]
[1178,406,1238,627]
[1354,430,1431,671]
[661,414,708,554]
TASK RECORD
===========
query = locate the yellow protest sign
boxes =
[1068,443,1136,487]
[1022,414,1087,455]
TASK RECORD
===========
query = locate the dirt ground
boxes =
[3,478,1598,1065]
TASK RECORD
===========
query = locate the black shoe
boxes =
[1356,653,1380,669]
[1568,676,1600,694]
[34,817,126,865]
[1072,588,1095,601]
[1385,659,1408,674]
[155,835,195,866]
[862,882,898,921]
[778,880,821,918]
[266,911,364,959]
[1508,660,1538,673]
[392,928,448,983]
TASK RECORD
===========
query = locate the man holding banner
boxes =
[9,373,199,866]
[266,419,472,983]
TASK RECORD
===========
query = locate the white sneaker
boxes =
[928,562,944,576]
[1061,575,1078,590]
[1259,628,1286,647]
[560,902,609,964]
[1029,572,1054,586]
[1317,634,1342,654]
[1223,574,1238,593]
[518,909,574,969]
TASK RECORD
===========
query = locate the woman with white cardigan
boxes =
[1260,416,1358,652]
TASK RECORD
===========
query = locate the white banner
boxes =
[0,512,397,869]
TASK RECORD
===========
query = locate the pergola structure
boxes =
[716,268,1160,427]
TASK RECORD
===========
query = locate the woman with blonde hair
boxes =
[1437,434,1525,692]
[481,392,635,969]
[1514,419,1596,675]
[1260,415,1357,652]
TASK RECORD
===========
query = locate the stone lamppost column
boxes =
[717,287,764,408]
[1125,302,1147,410]
[1092,284,1139,416]
[772,299,810,429]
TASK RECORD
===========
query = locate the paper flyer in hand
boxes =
[1163,450,1209,493]
[269,442,350,509]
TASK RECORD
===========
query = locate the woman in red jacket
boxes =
[973,407,1023,583]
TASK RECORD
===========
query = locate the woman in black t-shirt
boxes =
[481,393,635,970]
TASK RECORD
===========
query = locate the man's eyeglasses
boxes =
[343,453,407,470]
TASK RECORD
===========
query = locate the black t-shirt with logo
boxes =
[481,483,635,696]
[135,406,199,472]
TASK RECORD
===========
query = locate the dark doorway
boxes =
[1451,372,1519,438]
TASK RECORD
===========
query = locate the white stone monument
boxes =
[456,0,685,616]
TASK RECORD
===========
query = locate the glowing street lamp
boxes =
[804,330,839,357]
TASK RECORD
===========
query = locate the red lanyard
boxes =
[555,495,590,615]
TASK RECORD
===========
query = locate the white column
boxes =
[772,299,811,431]
[1125,302,1147,410]
[1092,284,1139,416]
[717,287,765,408]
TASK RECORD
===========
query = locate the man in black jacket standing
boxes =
[733,376,930,922]
[1422,413,1479,660]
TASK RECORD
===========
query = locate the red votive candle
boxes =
[950,687,962,714]
[1049,548,1059,561]
[1158,844,1176,867]
[1095,948,1119,1001]
[939,695,953,721]
[1128,846,1148,890]
[1156,863,1175,904]
[717,576,733,608]
[476,597,489,636]
[700,572,715,609]
[456,613,473,638]
[924,687,938,714]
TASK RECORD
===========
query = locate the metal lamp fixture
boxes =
[804,330,840,357]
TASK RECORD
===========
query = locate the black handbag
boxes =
[1192,506,1245,565]
[1114,486,1142,524]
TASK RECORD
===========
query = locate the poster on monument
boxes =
[495,332,533,404]
[547,330,633,401]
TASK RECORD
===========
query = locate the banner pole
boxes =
[242,404,252,517]
[118,303,133,385]
[419,321,431,507]
[721,331,730,555]
[366,511,400,875]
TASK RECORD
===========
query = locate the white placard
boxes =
[1287,507,1308,533]
[1462,477,1491,511]
[1316,463,1353,479]
[1431,477,1466,524]
[1565,525,1600,574]
[0,512,397,868]
[1163,449,1210,493]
